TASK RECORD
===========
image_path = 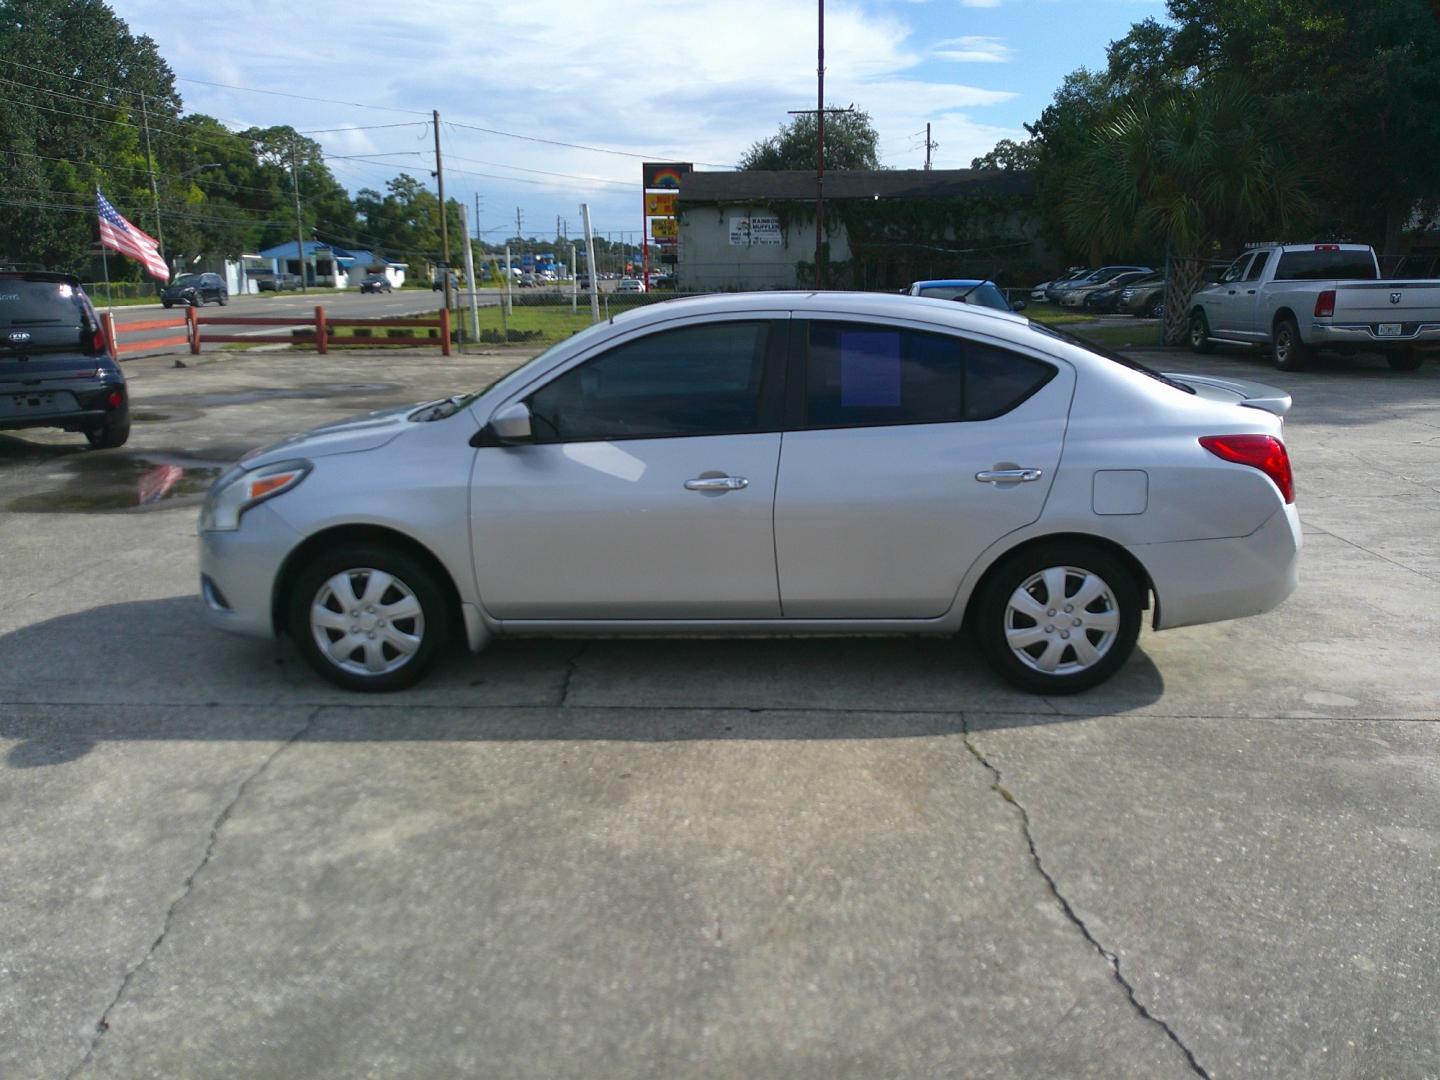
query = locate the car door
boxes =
[470,316,787,619]
[1231,249,1271,340]
[773,318,1074,618]
[1207,254,1254,335]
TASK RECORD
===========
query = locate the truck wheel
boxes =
[1272,316,1311,371]
[1387,349,1424,372]
[1188,311,1214,354]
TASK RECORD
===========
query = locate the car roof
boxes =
[0,269,79,284]
[608,290,1030,332]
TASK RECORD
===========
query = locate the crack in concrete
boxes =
[558,642,589,707]
[1304,523,1440,584]
[63,706,323,1080]
[960,715,1211,1080]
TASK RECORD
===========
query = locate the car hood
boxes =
[239,403,423,469]
[1163,372,1292,417]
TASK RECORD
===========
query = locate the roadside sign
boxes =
[646,193,677,216]
[651,218,678,240]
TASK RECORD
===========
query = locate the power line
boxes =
[444,119,730,168]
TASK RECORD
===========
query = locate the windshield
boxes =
[1029,321,1195,394]
[0,277,87,328]
[917,283,1011,311]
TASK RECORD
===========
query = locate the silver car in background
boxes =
[199,292,1300,694]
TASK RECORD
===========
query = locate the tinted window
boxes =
[805,322,1055,428]
[1245,252,1269,281]
[1274,250,1377,281]
[1220,255,1252,284]
[916,283,1010,311]
[528,321,773,442]
[0,277,88,329]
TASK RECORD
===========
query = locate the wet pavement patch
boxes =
[143,382,400,408]
[130,408,203,424]
[5,451,227,513]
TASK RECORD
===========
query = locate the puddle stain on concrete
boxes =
[141,382,399,408]
[5,452,227,513]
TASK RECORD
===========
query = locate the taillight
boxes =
[107,390,123,409]
[1314,290,1335,318]
[91,328,107,353]
[1313,244,1340,252]
[1200,435,1294,504]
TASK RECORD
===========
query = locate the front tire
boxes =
[1188,310,1214,353]
[1388,348,1424,372]
[975,544,1142,695]
[1272,316,1311,371]
[217,292,228,306]
[289,544,451,692]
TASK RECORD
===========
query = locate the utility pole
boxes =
[460,202,480,343]
[433,110,452,312]
[139,93,165,273]
[581,203,601,323]
[924,122,935,170]
[515,208,524,245]
[474,193,481,240]
[816,0,825,288]
[291,138,307,293]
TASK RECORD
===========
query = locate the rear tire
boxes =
[1188,310,1214,354]
[1272,316,1311,371]
[288,544,451,692]
[84,411,130,449]
[1387,348,1424,372]
[1146,297,1165,319]
[975,543,1142,695]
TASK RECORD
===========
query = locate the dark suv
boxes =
[1,271,129,447]
[161,271,228,308]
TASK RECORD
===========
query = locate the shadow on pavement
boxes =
[0,596,1167,766]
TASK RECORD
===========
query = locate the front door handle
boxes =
[684,475,749,492]
[975,468,1043,484]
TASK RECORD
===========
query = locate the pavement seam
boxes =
[557,642,590,707]
[959,714,1211,1080]
[63,705,323,1080]
[1303,522,1440,584]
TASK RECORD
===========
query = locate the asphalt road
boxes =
[1,343,1437,1078]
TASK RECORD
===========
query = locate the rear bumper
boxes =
[0,379,125,430]
[1310,323,1440,348]
[1132,503,1301,631]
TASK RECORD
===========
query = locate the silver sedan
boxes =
[198,292,1300,694]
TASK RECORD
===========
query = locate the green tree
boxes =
[1063,81,1311,343]
[738,107,880,171]
[970,138,1039,172]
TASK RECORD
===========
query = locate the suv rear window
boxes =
[0,277,88,329]
[1274,251,1377,281]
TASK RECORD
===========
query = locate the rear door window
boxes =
[803,322,1055,428]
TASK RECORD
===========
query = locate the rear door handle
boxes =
[684,475,749,492]
[975,468,1043,484]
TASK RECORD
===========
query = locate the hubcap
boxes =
[310,568,424,677]
[1004,566,1121,676]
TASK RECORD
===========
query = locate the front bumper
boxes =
[1310,323,1440,348]
[1132,503,1301,631]
[197,502,302,641]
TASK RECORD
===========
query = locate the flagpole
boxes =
[101,233,113,314]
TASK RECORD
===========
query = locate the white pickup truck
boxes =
[1187,243,1440,371]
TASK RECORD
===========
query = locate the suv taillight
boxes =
[1200,435,1294,504]
[91,328,107,354]
[1314,290,1336,318]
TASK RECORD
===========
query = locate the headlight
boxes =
[199,459,311,532]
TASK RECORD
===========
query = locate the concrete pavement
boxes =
[0,343,1437,1078]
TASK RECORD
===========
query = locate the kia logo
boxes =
[1390,292,1403,305]
[7,330,31,344]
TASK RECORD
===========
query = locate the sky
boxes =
[110,0,1166,248]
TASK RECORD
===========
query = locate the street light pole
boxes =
[816,0,825,289]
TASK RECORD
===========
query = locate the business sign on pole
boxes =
[727,211,782,246]
[643,163,691,190]
[646,193,677,217]
[651,217,678,240]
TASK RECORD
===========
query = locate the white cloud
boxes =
[959,0,1004,8]
[932,36,1014,63]
[110,0,1021,233]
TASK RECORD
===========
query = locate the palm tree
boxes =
[1063,80,1311,344]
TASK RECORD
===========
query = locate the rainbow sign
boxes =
[643,162,691,190]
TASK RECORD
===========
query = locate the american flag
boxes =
[97,190,169,282]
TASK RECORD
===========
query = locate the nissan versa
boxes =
[199,292,1300,694]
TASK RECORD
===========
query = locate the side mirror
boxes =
[487,401,533,444]
[1010,299,1027,312]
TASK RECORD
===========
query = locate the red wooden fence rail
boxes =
[190,306,452,356]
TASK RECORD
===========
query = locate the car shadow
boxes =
[0,596,1167,766]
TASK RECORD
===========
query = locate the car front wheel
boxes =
[289,545,450,691]
[975,544,1142,694]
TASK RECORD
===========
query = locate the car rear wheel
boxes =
[1387,348,1424,372]
[975,544,1142,694]
[1272,316,1311,371]
[1188,310,1214,353]
[84,410,130,449]
[289,545,450,692]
